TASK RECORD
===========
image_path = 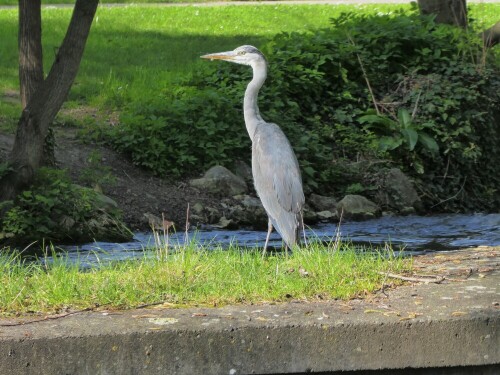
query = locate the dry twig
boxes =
[379,272,445,284]
[0,308,93,327]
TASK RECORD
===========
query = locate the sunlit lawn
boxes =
[1,3,411,109]
[1,3,498,116]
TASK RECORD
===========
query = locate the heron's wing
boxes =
[252,123,305,247]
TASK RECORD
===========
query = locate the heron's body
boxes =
[201,45,305,253]
[252,122,304,248]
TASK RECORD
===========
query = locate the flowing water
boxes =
[56,213,500,268]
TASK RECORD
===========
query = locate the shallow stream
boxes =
[58,213,500,267]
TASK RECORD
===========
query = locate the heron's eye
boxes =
[238,50,246,55]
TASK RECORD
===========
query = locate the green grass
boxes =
[0,3,417,132]
[0,0,239,4]
[1,3,498,118]
[0,4,412,106]
[0,241,410,315]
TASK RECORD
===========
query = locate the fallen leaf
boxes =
[152,302,177,309]
[339,303,354,311]
[162,219,175,230]
[478,267,494,273]
[451,311,467,316]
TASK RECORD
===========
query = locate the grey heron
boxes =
[201,45,305,255]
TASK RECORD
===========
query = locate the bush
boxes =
[104,10,500,211]
[107,86,249,176]
[0,168,131,246]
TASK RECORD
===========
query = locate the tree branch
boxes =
[18,0,43,108]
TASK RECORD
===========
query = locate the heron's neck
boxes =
[244,61,267,140]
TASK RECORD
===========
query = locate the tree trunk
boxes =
[417,0,468,28]
[19,0,56,167]
[481,20,500,48]
[0,0,99,202]
[18,0,44,109]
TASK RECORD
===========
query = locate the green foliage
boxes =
[359,108,439,157]
[345,182,378,195]
[100,9,499,211]
[264,11,499,209]
[79,150,117,190]
[0,168,130,245]
[1,169,90,237]
[107,85,249,176]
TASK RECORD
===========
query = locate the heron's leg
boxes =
[262,219,273,258]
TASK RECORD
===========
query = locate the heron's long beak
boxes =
[200,51,236,61]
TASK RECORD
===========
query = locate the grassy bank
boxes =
[0,241,409,316]
[1,3,414,116]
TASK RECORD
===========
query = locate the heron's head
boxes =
[201,45,266,67]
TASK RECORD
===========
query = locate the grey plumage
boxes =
[201,45,305,254]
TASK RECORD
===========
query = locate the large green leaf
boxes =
[397,108,412,129]
[418,132,439,153]
[401,128,418,151]
[378,136,403,151]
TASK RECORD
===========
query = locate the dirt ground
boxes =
[0,127,224,232]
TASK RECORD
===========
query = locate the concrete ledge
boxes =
[1,247,499,374]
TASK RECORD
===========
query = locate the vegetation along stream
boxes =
[56,214,500,268]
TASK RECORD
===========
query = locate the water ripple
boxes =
[56,214,500,267]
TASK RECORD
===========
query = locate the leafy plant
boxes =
[0,168,130,245]
[106,85,250,177]
[359,108,439,155]
[79,150,117,191]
